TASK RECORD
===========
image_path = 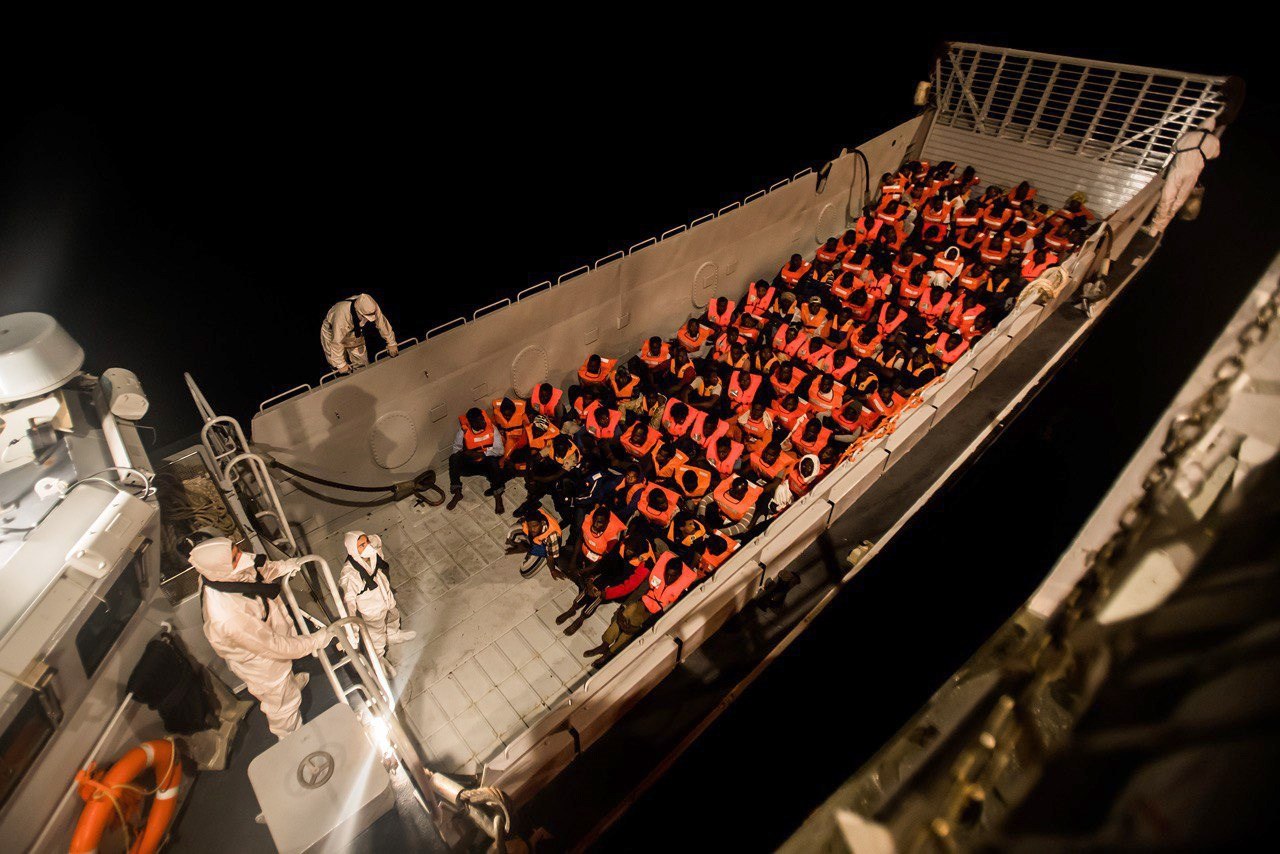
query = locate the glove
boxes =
[337,363,351,375]
[310,624,339,651]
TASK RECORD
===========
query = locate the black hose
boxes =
[268,457,447,506]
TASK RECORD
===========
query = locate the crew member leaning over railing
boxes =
[456,160,1098,668]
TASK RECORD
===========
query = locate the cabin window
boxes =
[0,693,58,809]
[75,558,144,678]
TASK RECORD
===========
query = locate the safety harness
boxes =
[201,554,280,621]
[346,553,390,593]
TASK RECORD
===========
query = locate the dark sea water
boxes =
[2,28,1276,851]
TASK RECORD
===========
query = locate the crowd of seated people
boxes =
[446,160,1097,668]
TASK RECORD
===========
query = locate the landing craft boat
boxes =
[0,44,1237,851]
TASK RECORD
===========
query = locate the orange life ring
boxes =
[71,738,182,854]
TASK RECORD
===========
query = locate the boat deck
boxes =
[300,477,605,777]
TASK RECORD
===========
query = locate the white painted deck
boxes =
[304,477,606,776]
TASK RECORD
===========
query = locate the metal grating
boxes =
[925,43,1228,216]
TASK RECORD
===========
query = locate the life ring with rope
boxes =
[70,737,183,854]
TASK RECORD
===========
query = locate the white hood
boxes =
[344,530,384,571]
[190,536,255,583]
[352,294,379,322]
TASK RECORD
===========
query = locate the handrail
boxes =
[375,337,420,361]
[558,265,590,284]
[793,167,814,181]
[660,225,687,241]
[426,317,467,339]
[473,299,511,321]
[717,201,741,216]
[595,251,625,268]
[690,213,715,229]
[629,237,657,254]
[200,415,250,466]
[280,556,509,841]
[259,384,312,412]
[769,179,790,192]
[224,452,299,555]
[319,370,344,385]
[744,190,766,204]
[518,281,553,301]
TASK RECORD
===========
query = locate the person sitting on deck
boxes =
[448,407,506,513]
[584,552,696,667]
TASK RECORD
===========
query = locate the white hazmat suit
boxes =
[320,294,397,373]
[339,531,416,656]
[1148,119,1221,236]
[190,538,330,738]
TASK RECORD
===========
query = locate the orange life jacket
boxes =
[583,401,622,439]
[726,371,762,408]
[611,371,640,400]
[814,242,842,264]
[918,288,952,324]
[639,340,671,369]
[870,390,907,418]
[578,356,616,385]
[958,267,988,291]
[773,326,807,357]
[677,322,713,351]
[745,285,776,316]
[707,300,737,328]
[1021,252,1059,281]
[650,445,690,480]
[828,271,860,301]
[689,411,730,448]
[749,447,795,480]
[530,386,563,419]
[790,420,832,456]
[661,398,699,438]
[580,513,627,561]
[797,338,833,369]
[806,377,844,413]
[934,248,964,279]
[799,303,828,330]
[948,302,986,339]
[979,234,1011,265]
[739,413,773,449]
[620,423,660,458]
[982,206,1013,231]
[706,438,745,477]
[673,464,714,499]
[697,532,739,576]
[787,462,815,497]
[769,398,811,432]
[891,253,926,279]
[522,508,562,545]
[841,248,873,275]
[778,260,812,287]
[525,421,560,452]
[458,412,495,452]
[934,332,969,364]
[637,484,680,526]
[712,476,762,522]
[642,553,697,614]
[878,303,908,336]
[770,366,806,397]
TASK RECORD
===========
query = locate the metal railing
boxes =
[279,554,511,844]
[932,42,1227,173]
[254,154,840,414]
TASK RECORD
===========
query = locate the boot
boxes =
[554,605,580,625]
[447,490,464,511]
[293,672,310,690]
[582,643,608,658]
[387,629,417,644]
[494,494,505,515]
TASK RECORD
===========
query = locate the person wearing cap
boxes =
[189,537,341,738]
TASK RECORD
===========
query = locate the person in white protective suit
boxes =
[320,293,398,373]
[338,531,417,658]
[190,537,338,738]
[1145,117,1222,236]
